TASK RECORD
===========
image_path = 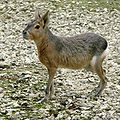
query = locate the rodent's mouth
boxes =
[23,33,29,40]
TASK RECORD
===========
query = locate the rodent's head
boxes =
[23,9,49,41]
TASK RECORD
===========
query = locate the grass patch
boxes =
[0,115,9,119]
[46,0,120,11]
[78,0,120,11]
[34,103,47,109]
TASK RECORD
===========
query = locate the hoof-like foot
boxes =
[88,86,102,98]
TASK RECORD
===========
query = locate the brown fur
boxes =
[23,10,108,102]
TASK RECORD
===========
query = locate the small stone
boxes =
[20,111,25,114]
[24,74,32,79]
[21,71,32,75]
[68,98,72,103]
[0,4,5,10]
[1,110,7,115]
[0,62,10,68]
[104,8,108,12]
[29,93,36,98]
[0,87,3,92]
[116,85,120,90]
[13,102,20,108]
[0,73,7,77]
[116,58,120,64]
[21,101,28,107]
[0,93,4,98]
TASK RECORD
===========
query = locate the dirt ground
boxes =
[0,0,120,119]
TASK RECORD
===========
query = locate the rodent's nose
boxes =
[23,30,27,35]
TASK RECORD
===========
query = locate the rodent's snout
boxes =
[23,30,27,35]
[23,30,29,40]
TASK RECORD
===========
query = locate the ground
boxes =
[0,0,120,119]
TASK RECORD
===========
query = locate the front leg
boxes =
[41,67,57,103]
[50,81,54,100]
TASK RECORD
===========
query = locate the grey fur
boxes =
[47,28,107,69]
[23,10,108,103]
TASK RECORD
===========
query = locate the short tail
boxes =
[101,47,109,59]
[90,47,109,68]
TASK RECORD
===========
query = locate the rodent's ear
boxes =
[35,9,41,20]
[42,10,49,29]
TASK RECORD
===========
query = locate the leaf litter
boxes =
[0,0,120,119]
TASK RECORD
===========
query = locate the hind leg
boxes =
[85,64,106,74]
[92,57,108,97]
[85,64,95,73]
[49,80,54,100]
[41,67,57,103]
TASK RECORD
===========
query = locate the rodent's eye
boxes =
[35,25,40,29]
